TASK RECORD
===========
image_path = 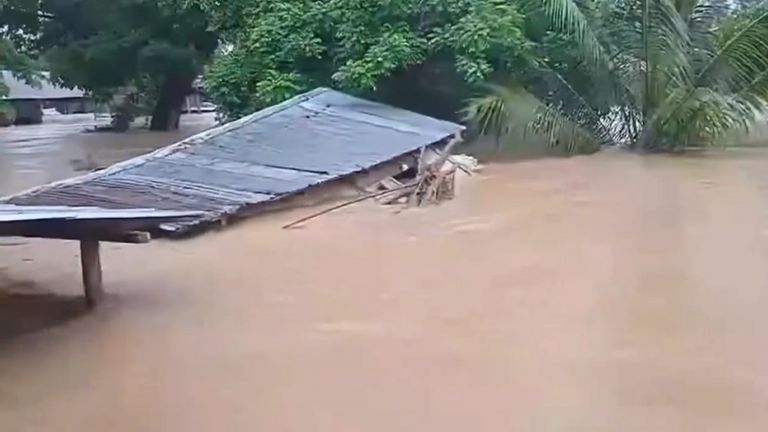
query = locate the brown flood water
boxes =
[0,113,217,195]
[2,146,768,431]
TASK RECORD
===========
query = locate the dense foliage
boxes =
[0,0,38,96]
[467,0,768,152]
[4,0,768,151]
[1,0,217,130]
[0,39,36,97]
[198,0,532,119]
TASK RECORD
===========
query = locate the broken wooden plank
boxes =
[371,177,407,204]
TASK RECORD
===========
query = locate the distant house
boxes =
[1,71,93,124]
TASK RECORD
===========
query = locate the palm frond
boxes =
[742,69,768,103]
[523,0,643,125]
[685,1,729,71]
[468,0,768,152]
[700,2,768,92]
[648,0,693,93]
[465,82,618,154]
[464,84,517,140]
[520,0,610,68]
[535,66,628,146]
[645,0,768,147]
[660,88,758,148]
[528,102,604,154]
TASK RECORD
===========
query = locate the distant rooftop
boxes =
[1,71,86,100]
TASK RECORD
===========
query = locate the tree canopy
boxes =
[467,0,768,152]
[1,0,218,130]
[0,0,39,96]
[0,39,36,97]
[4,0,768,151]
[198,0,532,119]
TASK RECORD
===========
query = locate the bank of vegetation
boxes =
[3,0,768,153]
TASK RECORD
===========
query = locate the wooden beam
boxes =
[80,240,103,308]
[0,228,151,244]
[0,216,198,243]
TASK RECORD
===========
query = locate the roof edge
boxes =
[0,87,463,204]
[0,88,335,202]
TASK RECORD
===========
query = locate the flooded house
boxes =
[0,71,93,125]
[0,88,464,305]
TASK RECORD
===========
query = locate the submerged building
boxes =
[1,71,92,125]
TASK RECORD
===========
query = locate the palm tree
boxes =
[466,0,768,152]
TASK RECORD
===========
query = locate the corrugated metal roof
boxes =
[0,205,202,223]
[3,88,464,235]
[1,71,86,100]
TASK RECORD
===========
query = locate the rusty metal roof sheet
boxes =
[2,88,464,235]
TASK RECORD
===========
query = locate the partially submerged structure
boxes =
[0,205,201,306]
[0,88,464,305]
[1,71,92,124]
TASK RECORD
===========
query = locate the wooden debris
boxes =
[375,177,405,192]
[407,133,463,207]
[282,184,414,229]
[282,133,464,229]
[372,177,406,203]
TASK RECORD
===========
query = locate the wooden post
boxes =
[80,240,104,307]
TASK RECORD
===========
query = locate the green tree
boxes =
[467,0,768,152]
[0,0,39,96]
[0,39,37,96]
[198,0,531,119]
[1,0,39,126]
[2,0,218,130]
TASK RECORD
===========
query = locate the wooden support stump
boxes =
[80,240,104,307]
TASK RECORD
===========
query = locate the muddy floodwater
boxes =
[0,113,217,195]
[2,142,768,430]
